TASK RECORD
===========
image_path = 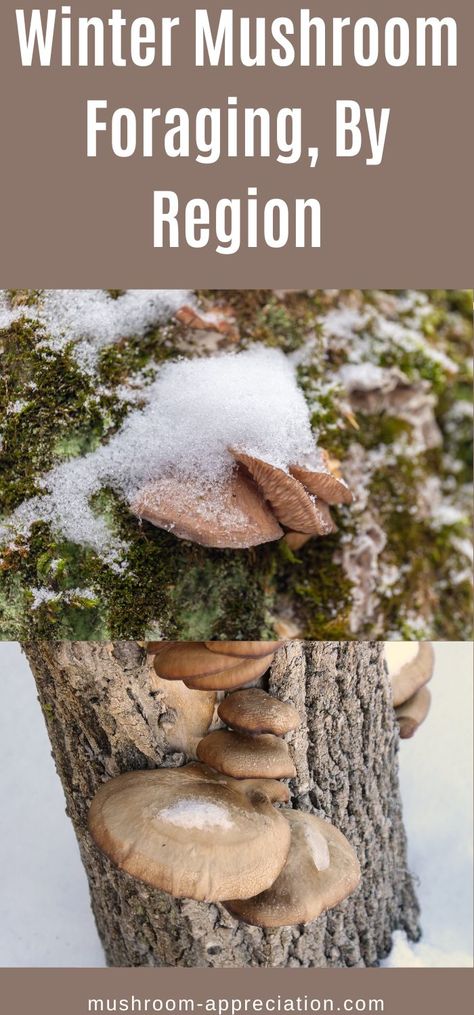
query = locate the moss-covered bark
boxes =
[2,289,472,640]
[24,640,420,967]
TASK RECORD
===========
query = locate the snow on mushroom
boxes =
[88,767,291,903]
[224,810,361,928]
[1,345,352,557]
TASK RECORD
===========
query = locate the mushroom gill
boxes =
[131,440,351,549]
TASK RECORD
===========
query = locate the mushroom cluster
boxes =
[384,642,434,738]
[88,640,361,928]
[131,446,352,549]
[152,639,285,690]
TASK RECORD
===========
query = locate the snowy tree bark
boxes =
[23,639,420,968]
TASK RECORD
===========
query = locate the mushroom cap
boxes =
[88,767,291,903]
[149,670,216,755]
[205,641,284,659]
[289,463,352,506]
[131,468,283,549]
[181,762,290,804]
[183,652,275,691]
[385,642,435,707]
[230,450,337,535]
[284,531,312,551]
[396,685,432,739]
[197,730,296,779]
[225,810,361,927]
[153,643,244,680]
[218,688,299,736]
[146,641,174,654]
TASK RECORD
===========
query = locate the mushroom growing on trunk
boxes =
[225,810,360,928]
[132,442,351,550]
[88,766,292,902]
[153,640,283,690]
[384,641,434,736]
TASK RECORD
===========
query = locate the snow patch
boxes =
[384,930,473,968]
[0,293,28,330]
[0,346,316,557]
[30,587,97,610]
[303,823,330,871]
[0,289,191,370]
[338,363,388,391]
[158,799,233,831]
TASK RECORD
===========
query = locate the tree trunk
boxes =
[23,639,420,968]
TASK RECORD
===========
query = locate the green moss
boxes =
[197,289,326,354]
[0,321,119,512]
[367,455,473,639]
[96,323,181,387]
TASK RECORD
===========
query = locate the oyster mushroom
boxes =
[231,450,337,535]
[88,767,291,902]
[225,810,360,927]
[196,729,296,780]
[384,642,435,707]
[151,641,280,692]
[205,641,284,658]
[218,688,299,736]
[182,653,276,691]
[149,669,216,755]
[289,450,353,506]
[396,686,432,739]
[131,468,283,548]
[182,761,290,803]
[153,643,245,680]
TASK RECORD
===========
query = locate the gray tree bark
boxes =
[23,640,420,968]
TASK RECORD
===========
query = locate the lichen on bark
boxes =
[1,289,472,640]
[24,639,420,968]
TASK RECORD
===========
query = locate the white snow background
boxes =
[0,641,472,968]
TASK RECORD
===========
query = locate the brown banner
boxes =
[1,968,473,1015]
[0,0,472,286]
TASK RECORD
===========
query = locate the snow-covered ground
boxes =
[0,641,471,968]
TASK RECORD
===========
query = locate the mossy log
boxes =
[2,289,472,641]
[23,640,420,967]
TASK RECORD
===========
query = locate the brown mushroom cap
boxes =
[197,729,296,779]
[181,762,290,804]
[231,450,337,535]
[88,767,291,902]
[284,531,312,551]
[205,641,284,658]
[396,686,432,739]
[183,652,275,691]
[149,670,216,755]
[289,463,352,506]
[131,468,283,549]
[153,643,244,681]
[225,810,361,927]
[146,641,174,654]
[385,642,435,707]
[218,688,299,737]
